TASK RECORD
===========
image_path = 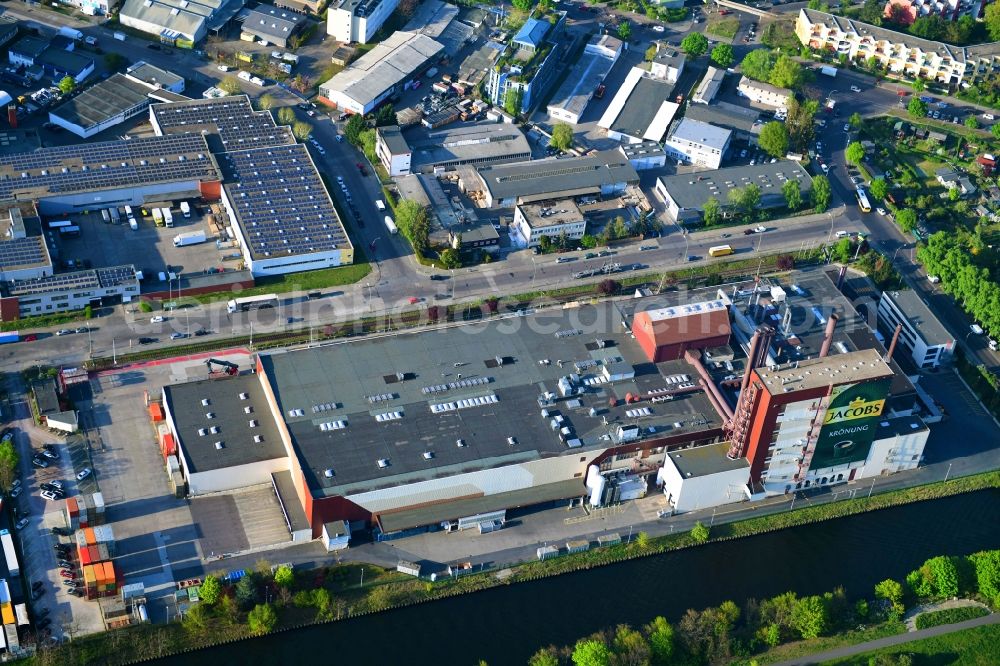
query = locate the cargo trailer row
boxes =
[0,532,18,578]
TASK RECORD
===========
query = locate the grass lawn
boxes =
[192,263,371,304]
[755,622,907,665]
[706,17,740,39]
[0,309,89,333]
[823,622,1000,665]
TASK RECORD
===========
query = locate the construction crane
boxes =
[205,358,239,376]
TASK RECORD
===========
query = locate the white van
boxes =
[927,275,941,284]
[835,230,848,238]
[984,113,995,121]
[374,200,386,211]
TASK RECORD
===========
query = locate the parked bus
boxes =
[856,188,871,213]
[59,225,81,238]
[227,293,279,314]
[708,245,734,257]
[48,220,72,229]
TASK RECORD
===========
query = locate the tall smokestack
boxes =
[739,330,762,395]
[886,323,903,363]
[819,313,840,358]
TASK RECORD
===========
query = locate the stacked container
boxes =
[82,562,119,600]
[64,497,80,531]
[93,525,116,556]
[73,495,107,527]
[148,401,165,422]
[0,579,13,625]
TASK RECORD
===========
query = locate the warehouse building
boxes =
[631,298,732,362]
[657,443,749,513]
[125,61,187,94]
[318,31,444,115]
[239,4,307,47]
[0,203,52,283]
[663,118,730,169]
[469,150,639,208]
[877,289,955,369]
[598,67,679,144]
[655,161,812,223]
[619,141,667,171]
[408,123,532,174]
[49,71,185,138]
[119,0,244,45]
[326,0,400,45]
[546,34,623,125]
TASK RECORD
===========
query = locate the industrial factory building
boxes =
[161,271,935,547]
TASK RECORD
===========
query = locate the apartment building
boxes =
[795,8,970,86]
[327,0,400,44]
[375,125,412,177]
[737,76,792,110]
[663,118,730,169]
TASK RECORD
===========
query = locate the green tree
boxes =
[358,128,377,163]
[247,603,278,634]
[292,121,313,141]
[926,556,960,598]
[104,52,127,72]
[782,179,802,211]
[860,0,884,24]
[276,106,296,126]
[849,112,863,128]
[785,97,815,150]
[895,208,918,232]
[344,114,366,144]
[58,76,76,94]
[572,639,611,666]
[690,521,710,543]
[986,2,1000,41]
[612,625,650,665]
[273,565,294,588]
[219,75,242,95]
[740,49,775,83]
[538,234,552,252]
[948,186,960,202]
[609,215,629,240]
[680,33,708,58]
[504,86,524,116]
[550,122,574,151]
[791,595,829,639]
[964,115,979,130]
[758,121,789,158]
[0,439,17,493]
[729,183,761,217]
[991,124,1000,140]
[811,175,832,212]
[375,103,396,127]
[512,0,534,10]
[645,616,674,665]
[832,237,852,263]
[439,248,462,269]
[395,199,430,254]
[235,574,259,610]
[199,575,222,605]
[768,55,804,89]
[908,98,928,118]
[635,531,651,549]
[257,94,276,111]
[702,197,721,226]
[711,43,735,68]
[969,550,1000,605]
[874,578,905,619]
[909,15,946,41]
[182,602,210,634]
[870,177,889,201]
[529,648,560,666]
[846,141,865,166]
[312,587,332,619]
[617,21,632,42]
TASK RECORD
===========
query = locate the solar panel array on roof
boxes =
[0,134,216,201]
[8,264,138,296]
[222,144,348,259]
[0,236,47,269]
[151,96,294,151]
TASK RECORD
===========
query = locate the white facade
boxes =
[327,0,400,44]
[376,127,412,177]
[855,420,929,479]
[663,118,730,169]
[877,291,955,369]
[656,449,749,514]
[182,456,290,495]
[649,46,685,83]
[511,201,587,248]
[737,76,791,110]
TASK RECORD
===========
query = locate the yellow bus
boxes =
[708,245,734,257]
[856,188,871,213]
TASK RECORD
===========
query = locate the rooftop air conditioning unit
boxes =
[377,458,390,468]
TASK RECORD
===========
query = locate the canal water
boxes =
[159,490,1000,666]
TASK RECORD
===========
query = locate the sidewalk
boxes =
[773,612,999,666]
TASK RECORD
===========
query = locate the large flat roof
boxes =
[240,4,305,40]
[126,61,185,89]
[517,198,582,229]
[221,143,351,260]
[50,74,153,131]
[259,299,725,497]
[151,96,294,152]
[546,35,620,122]
[684,101,762,134]
[881,289,954,346]
[409,123,532,172]
[657,161,812,210]
[0,133,218,203]
[477,150,639,203]
[320,32,444,109]
[598,67,677,141]
[163,374,288,474]
[8,265,136,296]
[754,348,893,394]
[667,117,731,150]
[667,442,748,478]
[0,236,50,272]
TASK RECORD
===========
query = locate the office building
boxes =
[663,118,731,169]
[877,290,955,369]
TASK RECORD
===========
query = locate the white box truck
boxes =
[113,31,126,41]
[129,218,139,231]
[180,201,191,218]
[820,65,838,77]
[173,230,206,247]
[58,26,84,41]
[162,208,174,227]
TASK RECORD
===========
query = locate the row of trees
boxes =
[700,175,829,226]
[917,231,1000,336]
[394,199,431,255]
[254,95,313,141]
[526,548,1000,665]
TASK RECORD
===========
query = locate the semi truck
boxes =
[819,65,838,77]
[173,230,206,247]
[57,26,83,41]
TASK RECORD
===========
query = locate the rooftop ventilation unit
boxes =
[422,451,434,460]
[244,406,253,414]
[377,458,390,468]
[201,399,210,406]
[239,393,249,400]
[198,428,207,436]
[249,420,258,427]
[324,468,334,478]
[253,435,264,443]
[205,412,215,419]
[214,441,224,450]
[456,438,466,447]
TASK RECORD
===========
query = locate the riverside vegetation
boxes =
[25,471,1000,665]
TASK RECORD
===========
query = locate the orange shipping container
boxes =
[84,528,96,545]
[80,547,91,565]
[161,433,176,457]
[103,561,116,586]
[66,497,79,515]
[149,402,164,422]
[1,604,14,625]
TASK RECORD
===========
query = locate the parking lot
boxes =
[53,206,225,280]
